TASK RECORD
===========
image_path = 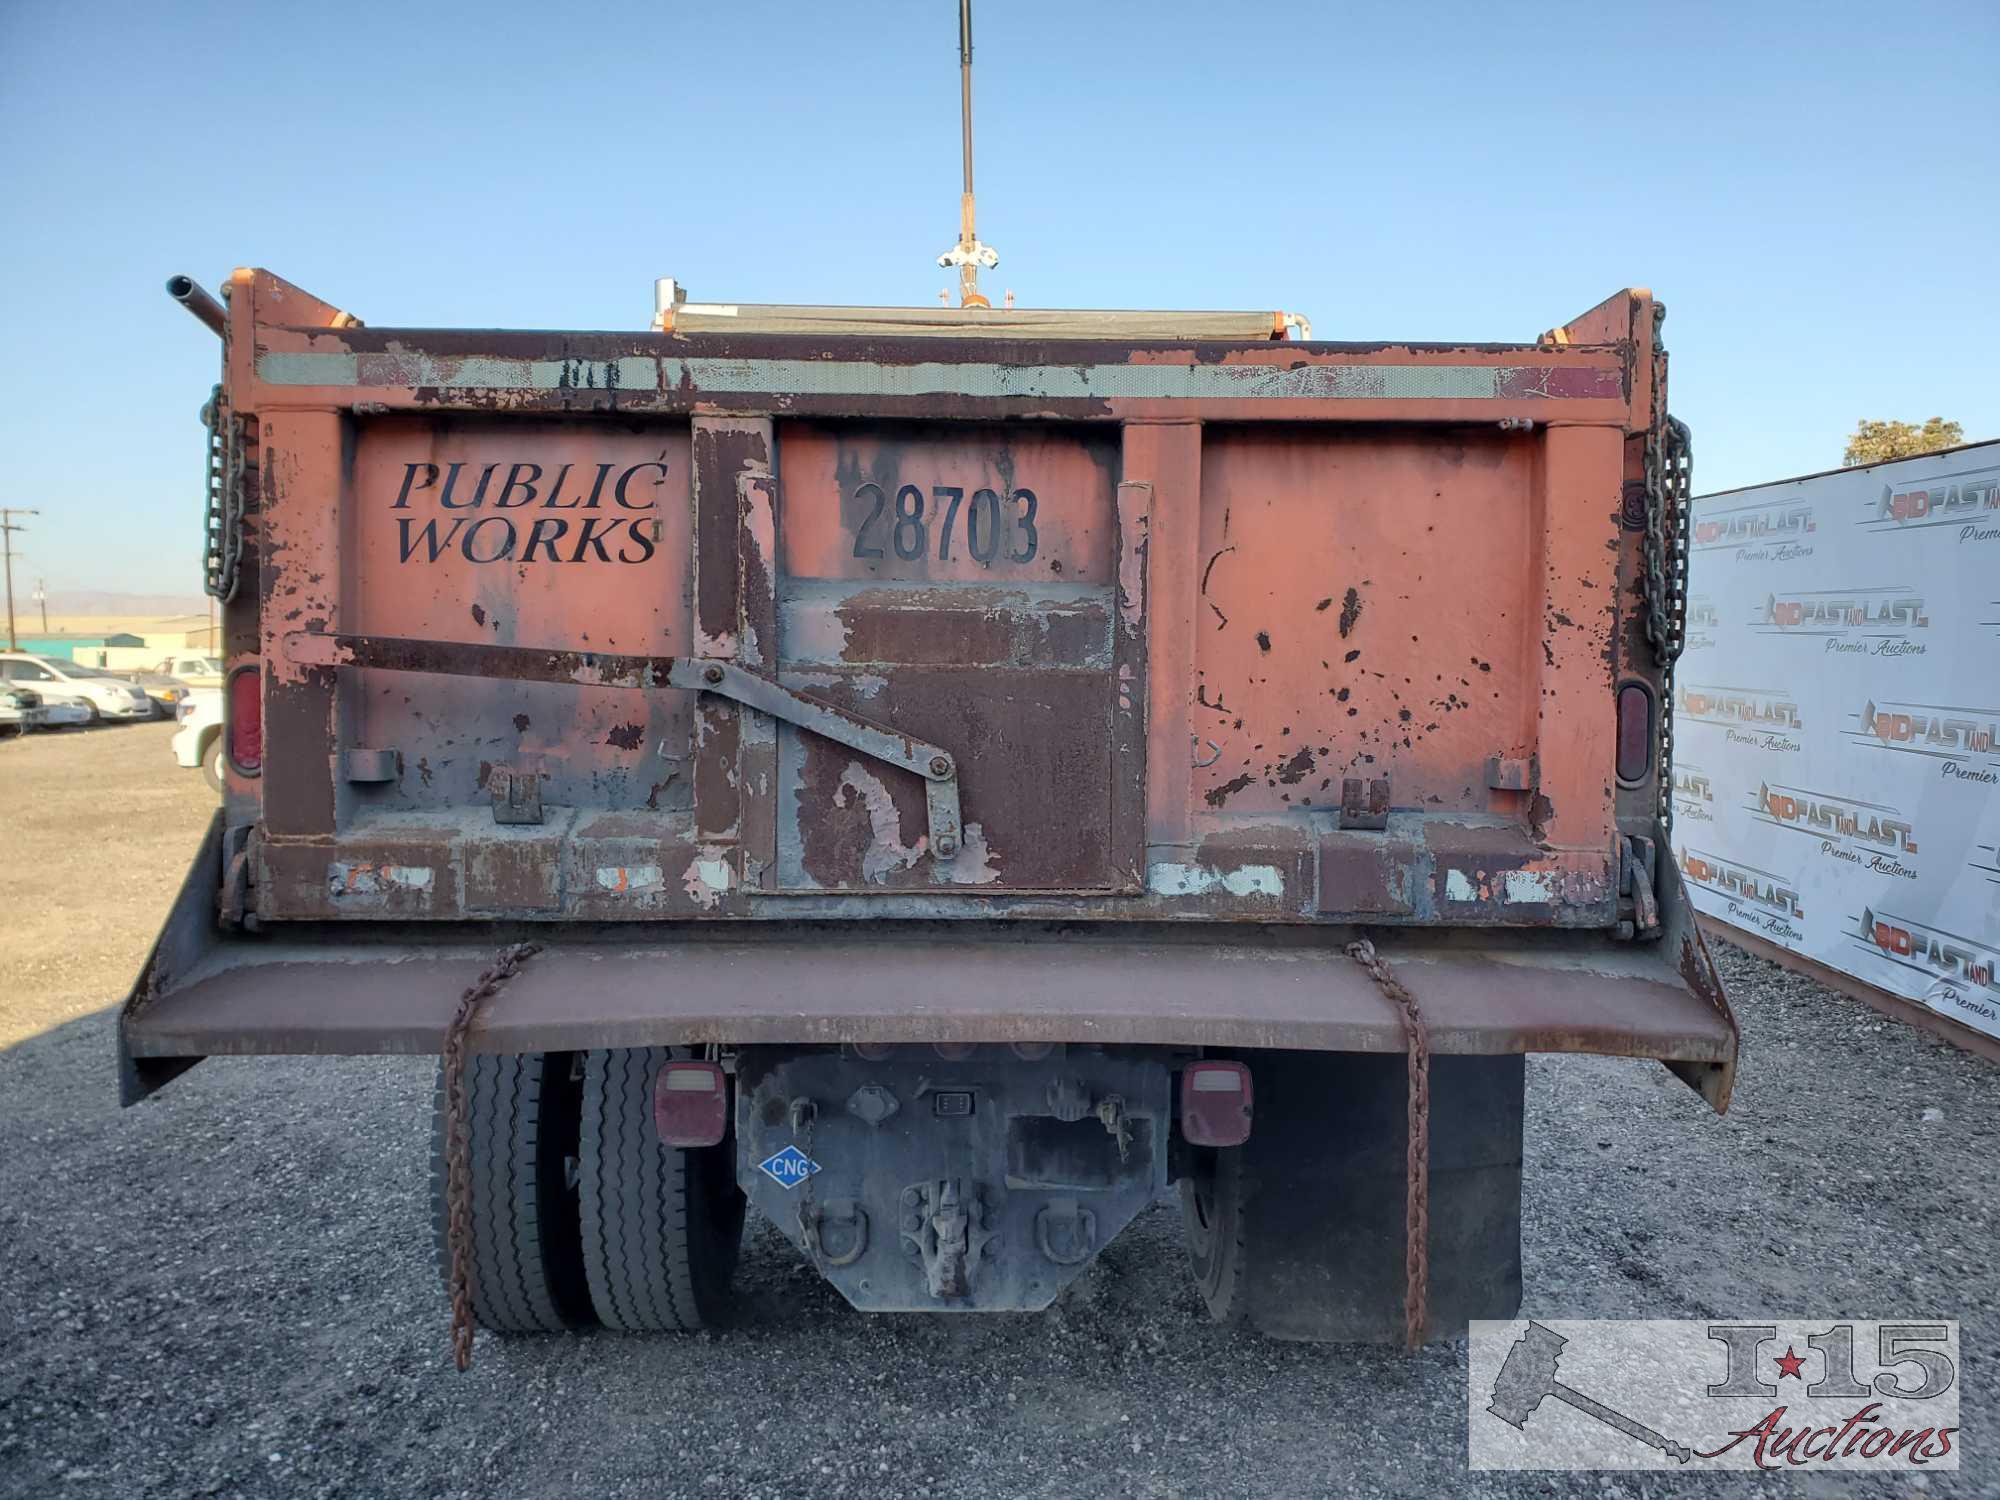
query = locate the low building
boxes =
[10,632,147,663]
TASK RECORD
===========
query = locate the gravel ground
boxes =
[1,726,1995,1497]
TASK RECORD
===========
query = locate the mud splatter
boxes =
[1338,588,1363,638]
[1204,772,1256,809]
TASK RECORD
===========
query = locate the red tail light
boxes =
[1181,1060,1253,1147]
[1615,682,1652,784]
[653,1060,728,1148]
[227,664,262,774]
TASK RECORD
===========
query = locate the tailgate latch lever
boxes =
[284,631,963,857]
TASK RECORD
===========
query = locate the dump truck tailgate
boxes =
[219,273,1660,931]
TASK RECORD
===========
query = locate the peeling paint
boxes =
[1147,862,1285,899]
[1503,869,1558,903]
[836,762,925,883]
[1444,868,1477,902]
[930,822,1003,887]
[328,862,434,896]
[595,864,665,893]
[682,850,734,908]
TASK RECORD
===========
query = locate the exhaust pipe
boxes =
[166,274,227,337]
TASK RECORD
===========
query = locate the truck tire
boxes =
[428,1052,594,1334]
[578,1047,745,1332]
[200,733,224,792]
[1181,1050,1523,1343]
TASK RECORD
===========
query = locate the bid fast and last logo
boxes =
[1854,906,2000,1028]
[1750,781,1919,881]
[1860,462,2000,544]
[1672,763,1715,823]
[1678,846,1805,942]
[1677,682,1803,753]
[1845,699,2000,786]
[1691,497,1816,562]
[1755,586,1929,658]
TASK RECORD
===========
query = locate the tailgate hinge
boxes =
[1620,833,1661,939]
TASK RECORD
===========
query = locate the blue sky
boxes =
[2,0,1992,597]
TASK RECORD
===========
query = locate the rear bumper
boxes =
[121,815,1738,1111]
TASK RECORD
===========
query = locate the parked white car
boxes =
[172,688,225,789]
[0,653,157,722]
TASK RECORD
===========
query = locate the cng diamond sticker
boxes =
[756,1145,821,1190]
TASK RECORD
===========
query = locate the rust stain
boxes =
[1205,772,1255,808]
[1338,587,1362,638]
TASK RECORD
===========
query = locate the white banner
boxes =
[1671,441,2000,1043]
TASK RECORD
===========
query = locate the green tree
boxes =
[1843,417,1964,467]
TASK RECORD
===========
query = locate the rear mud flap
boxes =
[119,809,225,1105]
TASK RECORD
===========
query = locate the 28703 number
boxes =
[850,484,1040,565]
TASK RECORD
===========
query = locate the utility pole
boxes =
[0,508,38,652]
[33,577,48,634]
[935,0,998,308]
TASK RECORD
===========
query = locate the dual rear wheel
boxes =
[430,1047,744,1335]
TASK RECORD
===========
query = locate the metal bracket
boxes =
[1034,1199,1097,1266]
[339,748,401,784]
[489,766,544,826]
[1485,755,1538,792]
[1340,776,1391,831]
[283,632,964,854]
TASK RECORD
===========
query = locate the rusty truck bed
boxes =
[125,272,1733,1109]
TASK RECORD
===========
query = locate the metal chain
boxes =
[442,940,543,1371]
[1640,306,1693,832]
[200,383,245,603]
[793,1098,821,1263]
[1345,935,1430,1350]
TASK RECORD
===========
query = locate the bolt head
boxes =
[702,664,724,685]
[928,754,952,777]
[935,836,959,859]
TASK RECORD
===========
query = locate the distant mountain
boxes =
[36,589,212,618]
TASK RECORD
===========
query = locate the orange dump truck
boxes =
[128,270,1734,1348]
